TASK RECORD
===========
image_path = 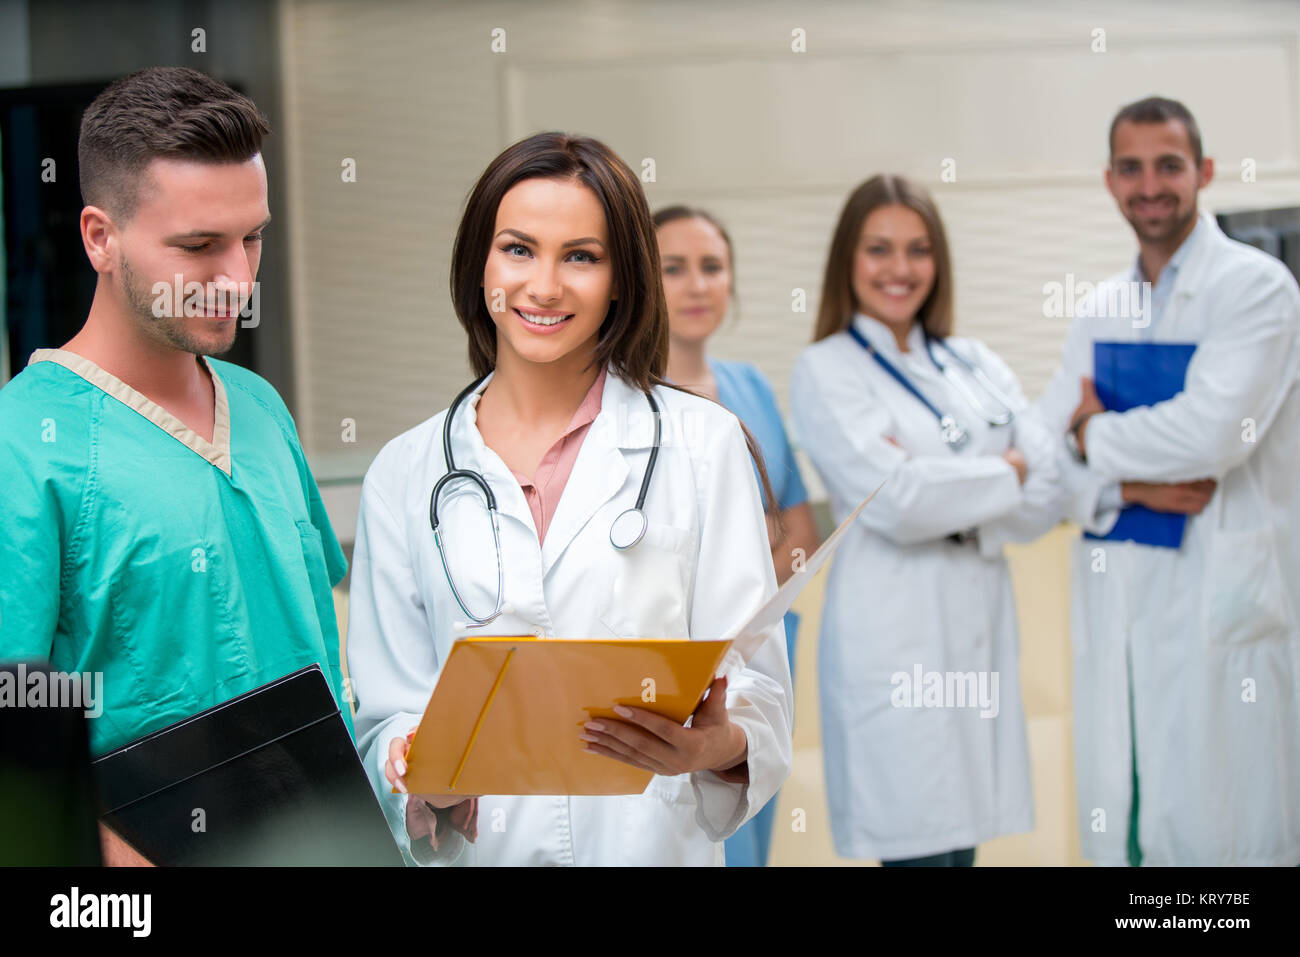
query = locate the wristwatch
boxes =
[1065,415,1089,463]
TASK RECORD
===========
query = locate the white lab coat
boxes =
[1032,213,1300,866]
[790,314,1061,860]
[346,366,793,866]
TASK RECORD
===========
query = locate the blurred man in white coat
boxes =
[1035,96,1300,865]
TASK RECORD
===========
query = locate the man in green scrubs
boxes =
[0,68,352,862]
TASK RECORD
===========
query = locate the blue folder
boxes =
[1083,341,1198,549]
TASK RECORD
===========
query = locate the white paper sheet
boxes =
[722,481,884,663]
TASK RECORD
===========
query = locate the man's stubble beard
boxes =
[119,254,238,358]
[1127,197,1198,251]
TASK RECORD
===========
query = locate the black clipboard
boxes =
[93,665,402,866]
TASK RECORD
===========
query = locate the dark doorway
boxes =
[1,81,256,377]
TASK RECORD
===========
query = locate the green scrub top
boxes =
[0,349,354,756]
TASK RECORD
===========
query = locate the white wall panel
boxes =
[284,0,1300,481]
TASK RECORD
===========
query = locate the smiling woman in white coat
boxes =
[345,131,793,866]
[790,175,1063,866]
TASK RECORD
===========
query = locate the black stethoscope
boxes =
[846,324,1016,450]
[429,374,662,626]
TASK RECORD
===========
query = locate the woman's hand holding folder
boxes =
[390,729,481,851]
[387,729,480,807]
[578,675,749,783]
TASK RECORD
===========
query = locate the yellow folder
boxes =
[404,637,733,796]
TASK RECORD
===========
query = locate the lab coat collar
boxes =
[449,365,658,457]
[1130,211,1216,295]
[439,371,542,538]
[587,367,661,450]
[541,367,641,573]
[850,312,926,357]
[442,371,495,477]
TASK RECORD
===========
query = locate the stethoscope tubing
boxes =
[429,373,661,625]
[846,324,1017,436]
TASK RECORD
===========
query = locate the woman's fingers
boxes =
[581,734,672,775]
[613,704,691,745]
[583,717,673,766]
[388,734,409,763]
[386,734,411,790]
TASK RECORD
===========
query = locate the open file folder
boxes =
[404,486,879,797]
[1084,341,1198,550]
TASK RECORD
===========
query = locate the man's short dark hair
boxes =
[1108,95,1203,167]
[78,66,270,222]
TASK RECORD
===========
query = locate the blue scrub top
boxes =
[708,355,806,658]
[709,357,808,512]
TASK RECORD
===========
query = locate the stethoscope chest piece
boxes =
[939,415,970,450]
[610,507,648,550]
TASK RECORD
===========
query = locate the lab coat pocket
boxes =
[620,774,705,865]
[1203,529,1292,645]
[598,523,695,639]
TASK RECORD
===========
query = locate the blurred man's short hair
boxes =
[1108,95,1203,166]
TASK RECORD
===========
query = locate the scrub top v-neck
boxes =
[0,348,353,755]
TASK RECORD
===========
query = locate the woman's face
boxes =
[482,176,615,369]
[851,204,936,331]
[657,216,732,347]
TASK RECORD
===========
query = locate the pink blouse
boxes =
[508,365,607,545]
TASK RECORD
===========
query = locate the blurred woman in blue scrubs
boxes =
[654,206,820,866]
